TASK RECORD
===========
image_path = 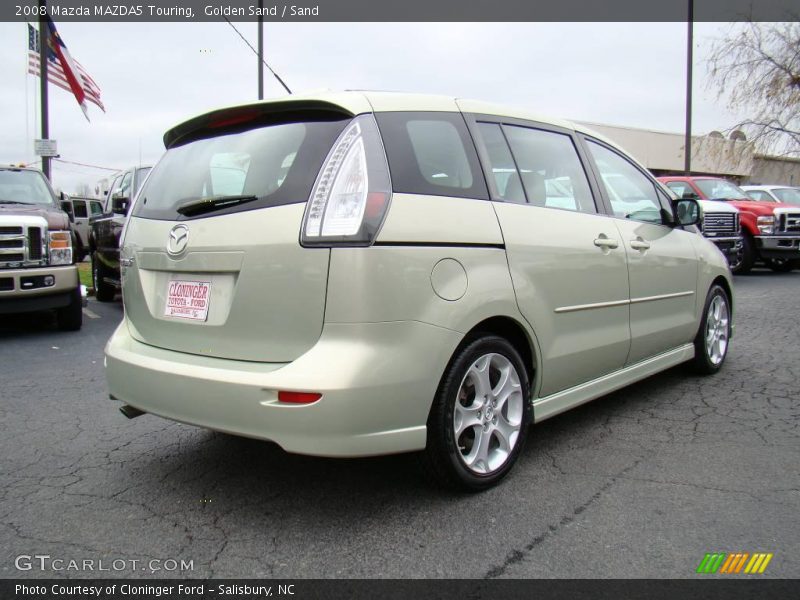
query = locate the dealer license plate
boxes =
[164,279,211,321]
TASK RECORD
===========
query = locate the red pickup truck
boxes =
[658,176,800,274]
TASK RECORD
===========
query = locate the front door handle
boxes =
[630,237,651,251]
[594,235,619,249]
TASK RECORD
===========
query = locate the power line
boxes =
[53,158,120,171]
[222,17,292,95]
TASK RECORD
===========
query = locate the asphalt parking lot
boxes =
[1,269,798,579]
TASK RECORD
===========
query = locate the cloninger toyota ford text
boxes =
[105,92,733,490]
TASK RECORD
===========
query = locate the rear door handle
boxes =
[630,238,651,251]
[594,236,619,249]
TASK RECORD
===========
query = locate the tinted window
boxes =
[502,125,596,213]
[134,116,350,221]
[477,123,525,203]
[72,200,88,218]
[375,112,488,200]
[90,201,103,215]
[587,141,663,224]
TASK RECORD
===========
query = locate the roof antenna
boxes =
[223,16,292,95]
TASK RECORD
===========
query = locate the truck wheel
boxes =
[93,254,116,302]
[56,287,83,331]
[420,335,531,491]
[764,258,796,273]
[691,284,731,374]
[731,234,755,275]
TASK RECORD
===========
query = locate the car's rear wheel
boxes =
[691,284,731,374]
[731,234,755,274]
[421,335,531,491]
[56,287,83,331]
[92,254,116,302]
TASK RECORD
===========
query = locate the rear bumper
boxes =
[105,319,462,457]
[755,234,800,260]
[0,265,78,314]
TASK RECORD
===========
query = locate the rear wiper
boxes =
[176,195,258,217]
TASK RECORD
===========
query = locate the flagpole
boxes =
[257,0,264,100]
[38,0,50,181]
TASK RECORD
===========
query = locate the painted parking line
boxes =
[83,308,101,319]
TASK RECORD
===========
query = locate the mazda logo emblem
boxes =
[167,224,189,256]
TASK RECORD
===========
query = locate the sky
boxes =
[0,21,745,194]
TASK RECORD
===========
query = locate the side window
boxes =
[105,175,122,211]
[747,190,770,201]
[586,140,664,225]
[375,112,488,200]
[477,123,525,203]
[666,181,696,199]
[90,201,103,216]
[502,125,597,214]
[72,200,88,218]
[118,171,133,199]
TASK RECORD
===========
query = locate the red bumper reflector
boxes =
[278,391,322,404]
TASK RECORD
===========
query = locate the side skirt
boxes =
[532,344,695,423]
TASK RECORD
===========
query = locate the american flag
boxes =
[28,22,105,119]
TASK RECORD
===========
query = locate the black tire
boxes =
[691,284,731,374]
[92,254,116,302]
[731,234,755,274]
[56,287,83,331]
[764,258,796,273]
[420,335,532,492]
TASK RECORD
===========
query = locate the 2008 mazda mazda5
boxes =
[105,91,733,490]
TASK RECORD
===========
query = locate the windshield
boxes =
[773,187,800,203]
[0,169,55,206]
[694,179,748,200]
[134,116,349,221]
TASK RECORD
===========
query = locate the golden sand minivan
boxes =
[106,92,733,490]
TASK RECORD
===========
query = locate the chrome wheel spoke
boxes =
[454,403,482,437]
[704,294,729,365]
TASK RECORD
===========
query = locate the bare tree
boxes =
[708,21,800,157]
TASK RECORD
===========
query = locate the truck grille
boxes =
[778,212,800,233]
[0,218,47,269]
[702,212,739,236]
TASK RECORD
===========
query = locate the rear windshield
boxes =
[133,115,350,220]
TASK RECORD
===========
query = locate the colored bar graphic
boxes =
[697,552,772,574]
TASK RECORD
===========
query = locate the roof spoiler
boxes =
[163,99,355,149]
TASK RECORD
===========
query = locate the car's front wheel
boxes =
[421,335,531,491]
[691,284,731,374]
[731,235,755,274]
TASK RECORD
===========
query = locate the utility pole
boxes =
[257,0,264,100]
[39,0,50,180]
[684,0,693,175]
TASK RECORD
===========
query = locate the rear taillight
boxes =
[301,114,392,247]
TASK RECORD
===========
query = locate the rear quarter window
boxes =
[375,112,488,200]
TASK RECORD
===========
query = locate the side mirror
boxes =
[673,198,701,227]
[111,196,130,216]
[60,201,75,223]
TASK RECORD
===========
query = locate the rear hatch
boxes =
[122,102,355,363]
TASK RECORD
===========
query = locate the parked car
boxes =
[741,185,800,204]
[656,180,742,269]
[60,195,103,261]
[0,166,82,330]
[106,92,733,490]
[89,166,151,301]
[658,176,800,273]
